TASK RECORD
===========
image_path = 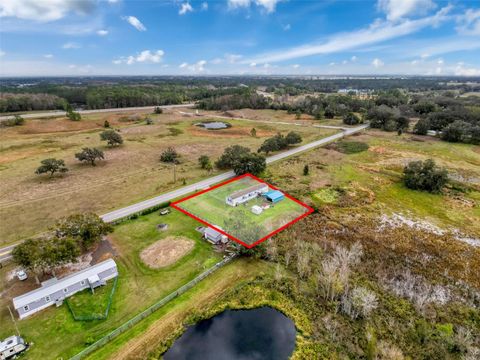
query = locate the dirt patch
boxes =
[140,237,194,268]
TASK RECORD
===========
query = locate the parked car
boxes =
[0,336,28,360]
[16,270,27,281]
[159,208,170,216]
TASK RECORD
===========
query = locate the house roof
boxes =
[13,258,117,309]
[265,190,285,201]
[204,227,223,240]
[229,183,269,200]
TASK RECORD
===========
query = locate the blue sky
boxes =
[0,0,479,76]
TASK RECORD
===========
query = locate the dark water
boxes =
[164,307,296,360]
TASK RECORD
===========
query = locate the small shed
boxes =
[203,227,228,244]
[251,205,263,215]
[264,190,285,203]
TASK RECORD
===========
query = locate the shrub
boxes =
[414,118,431,135]
[2,114,25,127]
[403,159,448,193]
[160,147,180,163]
[335,141,369,154]
[75,147,104,166]
[154,106,163,114]
[343,112,361,125]
[100,130,123,146]
[35,158,68,177]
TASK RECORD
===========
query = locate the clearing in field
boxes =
[172,174,313,247]
[140,236,195,268]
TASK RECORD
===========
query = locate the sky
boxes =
[0,0,479,77]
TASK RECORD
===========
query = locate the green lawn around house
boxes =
[176,176,309,245]
[0,209,221,360]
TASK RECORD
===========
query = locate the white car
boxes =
[16,270,27,281]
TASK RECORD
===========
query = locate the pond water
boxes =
[195,121,230,130]
[164,307,296,360]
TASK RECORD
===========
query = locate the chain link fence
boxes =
[70,254,236,360]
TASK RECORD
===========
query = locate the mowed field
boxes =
[0,108,336,245]
[0,208,221,360]
[176,176,308,244]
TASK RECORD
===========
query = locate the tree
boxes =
[250,127,257,137]
[65,103,81,121]
[100,130,123,146]
[441,120,470,143]
[35,158,68,177]
[232,152,266,176]
[215,145,251,169]
[396,116,410,131]
[343,112,361,125]
[154,106,163,114]
[160,147,180,163]
[303,164,309,176]
[198,155,211,169]
[295,110,301,119]
[224,211,264,246]
[324,106,335,119]
[258,136,283,154]
[75,147,104,166]
[55,213,113,250]
[104,120,110,128]
[403,159,448,193]
[285,131,302,145]
[414,118,430,135]
[12,239,44,283]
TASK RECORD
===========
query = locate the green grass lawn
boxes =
[67,279,116,320]
[0,209,221,359]
[177,176,309,245]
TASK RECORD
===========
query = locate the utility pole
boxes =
[8,305,20,336]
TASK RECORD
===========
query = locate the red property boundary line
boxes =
[171,173,314,248]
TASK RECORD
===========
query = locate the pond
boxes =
[164,307,296,360]
[195,121,231,130]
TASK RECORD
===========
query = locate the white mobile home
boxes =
[12,258,118,319]
[226,183,269,206]
[0,336,27,360]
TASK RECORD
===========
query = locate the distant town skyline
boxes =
[0,0,479,76]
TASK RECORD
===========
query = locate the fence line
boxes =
[66,277,118,321]
[70,255,236,360]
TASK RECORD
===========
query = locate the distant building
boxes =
[0,336,27,359]
[12,258,118,320]
[226,183,269,206]
[264,190,285,203]
[203,226,228,244]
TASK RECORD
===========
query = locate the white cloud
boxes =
[179,60,207,72]
[372,58,384,68]
[377,0,437,21]
[97,29,108,36]
[44,54,53,58]
[122,16,146,31]
[437,58,444,65]
[283,23,291,31]
[245,6,452,64]
[225,53,242,63]
[250,62,257,67]
[456,9,480,36]
[107,0,120,3]
[179,3,193,15]
[292,64,300,68]
[329,62,335,66]
[62,42,81,49]
[114,50,164,65]
[210,58,223,64]
[201,2,208,10]
[342,60,348,64]
[351,55,357,62]
[228,0,283,13]
[0,0,96,22]
[0,49,5,57]
[454,64,480,76]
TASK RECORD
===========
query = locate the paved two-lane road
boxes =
[0,123,368,262]
[0,103,195,121]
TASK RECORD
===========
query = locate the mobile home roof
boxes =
[13,258,117,309]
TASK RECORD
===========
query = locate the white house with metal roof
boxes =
[12,258,118,319]
[203,226,228,244]
[226,183,269,207]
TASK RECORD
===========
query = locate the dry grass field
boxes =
[0,108,336,245]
